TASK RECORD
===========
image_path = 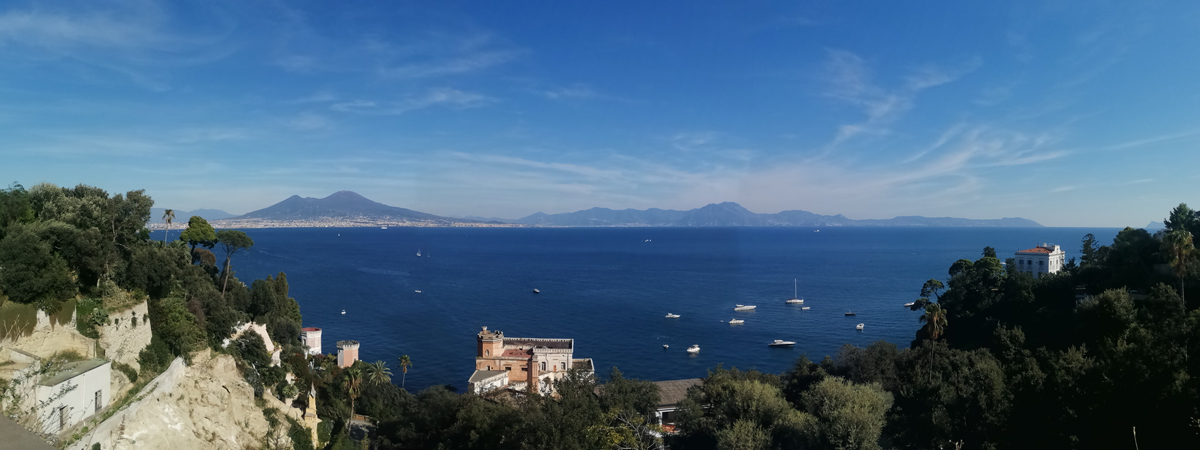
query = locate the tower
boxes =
[336,340,359,368]
[477,326,504,358]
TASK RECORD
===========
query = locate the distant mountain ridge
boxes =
[516,202,1043,227]
[230,191,466,224]
[150,208,234,223]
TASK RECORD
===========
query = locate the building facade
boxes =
[1014,243,1066,277]
[337,340,359,368]
[36,359,111,435]
[300,327,322,356]
[469,326,594,394]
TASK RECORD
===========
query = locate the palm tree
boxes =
[919,302,948,340]
[345,366,363,421]
[397,355,412,389]
[162,209,175,244]
[1163,229,1196,302]
[364,360,392,386]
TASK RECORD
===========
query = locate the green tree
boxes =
[1080,233,1100,267]
[397,355,412,389]
[0,225,75,311]
[1161,229,1195,302]
[0,183,34,239]
[920,279,945,301]
[215,229,254,294]
[919,302,948,340]
[982,246,997,259]
[345,366,363,419]
[1164,203,1198,234]
[365,360,393,386]
[162,209,175,244]
[179,216,216,255]
[800,377,893,450]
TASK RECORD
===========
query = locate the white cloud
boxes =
[330,88,494,115]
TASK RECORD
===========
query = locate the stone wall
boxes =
[98,302,152,372]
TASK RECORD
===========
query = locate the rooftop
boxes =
[505,338,573,350]
[501,349,532,358]
[571,358,594,372]
[39,359,109,387]
[1017,247,1053,254]
[301,327,321,332]
[654,378,703,407]
[468,370,507,383]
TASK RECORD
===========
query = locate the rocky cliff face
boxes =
[66,350,283,450]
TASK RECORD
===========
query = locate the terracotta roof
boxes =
[301,327,321,331]
[654,378,703,408]
[501,349,532,358]
[1017,247,1052,254]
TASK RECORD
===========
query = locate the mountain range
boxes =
[200,192,1044,228]
[229,191,469,224]
[516,202,1043,227]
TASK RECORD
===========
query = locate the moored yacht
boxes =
[532,288,540,294]
[904,302,916,308]
[856,323,865,330]
[686,344,700,353]
[665,313,681,319]
[785,278,804,304]
[728,318,744,325]
[768,340,796,347]
[844,311,856,316]
[734,304,756,311]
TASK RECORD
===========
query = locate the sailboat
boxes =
[416,249,421,257]
[785,279,804,304]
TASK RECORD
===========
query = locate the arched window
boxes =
[486,365,491,370]
[561,362,567,370]
[485,350,490,356]
[540,361,547,371]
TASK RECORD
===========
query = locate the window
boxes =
[540,362,547,371]
[485,350,490,356]
[1038,260,1043,266]
[486,365,491,370]
[1018,260,1024,265]
[561,362,567,370]
[506,366,512,371]
[95,390,102,413]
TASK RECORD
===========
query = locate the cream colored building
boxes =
[1015,243,1066,277]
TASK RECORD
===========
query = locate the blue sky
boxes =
[1,1,1198,226]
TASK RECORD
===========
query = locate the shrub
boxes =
[113,362,138,384]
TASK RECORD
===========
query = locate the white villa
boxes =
[469,327,594,395]
[1014,243,1066,277]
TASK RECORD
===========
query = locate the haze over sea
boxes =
[159,226,1118,392]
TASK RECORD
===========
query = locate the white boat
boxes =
[663,344,669,349]
[415,290,422,294]
[801,306,811,310]
[381,226,387,230]
[686,345,700,353]
[904,302,916,308]
[665,313,681,319]
[768,340,796,347]
[734,304,756,311]
[532,288,540,294]
[728,318,744,325]
[856,323,865,330]
[341,309,346,315]
[785,278,804,304]
[416,249,421,257]
[814,229,819,232]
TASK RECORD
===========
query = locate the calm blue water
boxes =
[157,227,1117,391]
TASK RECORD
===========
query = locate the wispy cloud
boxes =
[822,50,981,145]
[330,88,494,115]
[539,84,599,100]
[1051,185,1077,193]
[1102,129,1200,151]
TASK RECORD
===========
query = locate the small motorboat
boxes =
[768,340,796,347]
[341,310,346,315]
[856,323,865,330]
[729,318,744,325]
[904,302,916,308]
[532,288,540,294]
[381,226,387,230]
[844,311,857,316]
[414,290,422,294]
[416,249,421,257]
[801,306,811,310]
[663,344,669,349]
[686,345,700,353]
[734,304,757,311]
[814,229,819,232]
[665,313,681,319]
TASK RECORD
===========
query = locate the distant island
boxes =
[516,201,1043,227]
[155,192,1043,229]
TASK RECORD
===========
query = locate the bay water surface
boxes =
[162,226,1118,392]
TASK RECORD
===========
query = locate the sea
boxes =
[155,226,1119,392]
